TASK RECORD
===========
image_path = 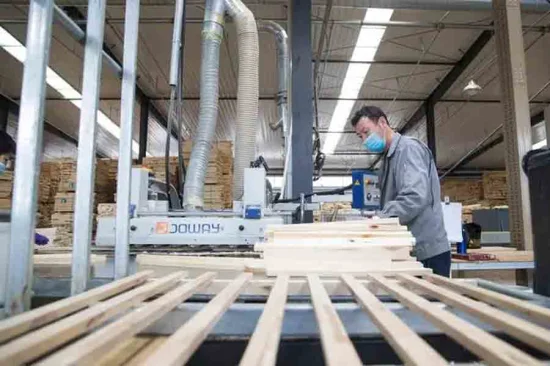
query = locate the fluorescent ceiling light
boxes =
[532,139,547,149]
[322,8,394,154]
[0,26,144,156]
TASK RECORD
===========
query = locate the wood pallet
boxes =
[1,271,549,365]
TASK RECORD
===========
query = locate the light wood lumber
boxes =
[397,274,550,355]
[0,271,152,343]
[96,337,153,366]
[269,230,413,240]
[38,272,217,366]
[425,274,550,326]
[341,274,447,366]
[136,254,265,272]
[307,275,362,366]
[369,274,541,366]
[0,271,184,365]
[239,275,289,366]
[267,217,402,232]
[143,273,252,366]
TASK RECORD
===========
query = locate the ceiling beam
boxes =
[441,110,545,171]
[399,30,493,134]
[1,94,108,158]
[60,6,178,140]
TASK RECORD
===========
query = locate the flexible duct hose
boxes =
[257,20,291,198]
[225,0,259,201]
[182,0,225,208]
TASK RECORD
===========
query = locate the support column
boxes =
[492,0,533,284]
[138,98,149,164]
[5,0,54,315]
[0,97,8,131]
[71,0,107,295]
[426,99,437,162]
[544,105,550,144]
[289,0,313,222]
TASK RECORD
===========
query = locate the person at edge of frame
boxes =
[351,105,451,277]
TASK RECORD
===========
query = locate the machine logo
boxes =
[155,221,223,235]
[155,222,170,234]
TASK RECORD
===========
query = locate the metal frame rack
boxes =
[1,271,550,365]
[3,0,143,315]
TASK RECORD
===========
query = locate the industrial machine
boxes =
[96,167,285,247]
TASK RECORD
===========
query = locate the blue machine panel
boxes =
[351,170,381,211]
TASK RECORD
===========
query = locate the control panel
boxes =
[351,170,381,211]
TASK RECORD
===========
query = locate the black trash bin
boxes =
[523,148,550,296]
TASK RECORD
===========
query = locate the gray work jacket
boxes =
[378,133,450,260]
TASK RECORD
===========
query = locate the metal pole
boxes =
[426,99,437,162]
[115,0,140,280]
[4,0,54,315]
[290,0,314,223]
[138,98,149,164]
[70,0,107,295]
[169,0,185,86]
[53,5,122,78]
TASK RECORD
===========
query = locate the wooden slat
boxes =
[341,274,447,366]
[144,273,252,366]
[0,271,185,365]
[369,274,541,366]
[38,272,217,366]
[239,275,289,366]
[307,275,362,366]
[0,271,152,343]
[397,274,550,355]
[425,274,550,326]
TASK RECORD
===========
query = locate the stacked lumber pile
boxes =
[182,140,234,209]
[440,178,483,204]
[314,202,352,222]
[142,156,179,187]
[97,203,116,217]
[37,162,60,227]
[482,172,507,203]
[0,171,13,210]
[257,218,428,276]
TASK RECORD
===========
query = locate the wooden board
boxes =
[39,272,216,365]
[369,274,540,366]
[0,271,152,343]
[144,273,252,366]
[426,274,550,326]
[341,274,447,366]
[239,275,289,366]
[0,271,184,364]
[397,274,550,355]
[307,275,362,366]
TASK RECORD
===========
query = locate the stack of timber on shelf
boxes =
[48,159,116,246]
[257,218,427,276]
[37,162,60,228]
[314,201,352,222]
[183,140,234,209]
[440,177,483,204]
[1,271,550,365]
[482,171,508,203]
[142,156,179,187]
[0,171,12,210]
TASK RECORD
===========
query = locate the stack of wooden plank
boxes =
[37,162,61,227]
[0,171,13,210]
[181,140,234,209]
[257,218,427,276]
[142,157,179,187]
[440,177,483,204]
[482,171,508,202]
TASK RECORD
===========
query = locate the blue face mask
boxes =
[362,132,386,153]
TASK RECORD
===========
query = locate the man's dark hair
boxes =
[350,106,388,127]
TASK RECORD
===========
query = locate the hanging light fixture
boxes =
[462,79,482,97]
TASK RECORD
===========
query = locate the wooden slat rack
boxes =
[1,271,550,365]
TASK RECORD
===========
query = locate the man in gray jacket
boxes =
[351,106,451,276]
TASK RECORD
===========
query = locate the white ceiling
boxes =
[0,0,549,172]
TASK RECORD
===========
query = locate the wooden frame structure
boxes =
[0,271,549,365]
